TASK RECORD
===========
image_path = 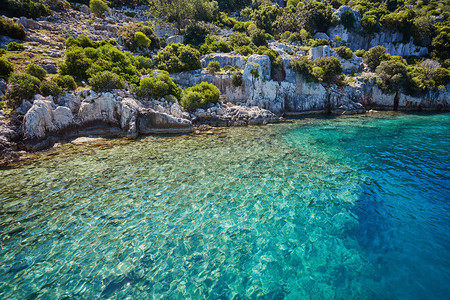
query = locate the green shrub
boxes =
[184,21,214,47]
[155,43,201,73]
[361,14,379,34]
[180,82,220,110]
[340,10,355,29]
[135,55,153,69]
[180,91,203,111]
[5,73,41,108]
[232,73,243,87]
[207,61,221,73]
[66,35,98,49]
[54,75,77,90]
[89,0,109,17]
[210,40,233,53]
[5,0,51,19]
[0,49,5,56]
[89,71,126,91]
[308,39,329,48]
[250,28,268,47]
[433,67,450,87]
[159,37,167,48]
[311,66,325,82]
[60,41,140,84]
[235,45,254,56]
[134,71,182,100]
[291,56,314,79]
[314,56,343,83]
[431,28,450,62]
[364,46,390,70]
[0,57,14,80]
[134,32,151,48]
[7,42,25,51]
[26,63,47,81]
[40,80,64,97]
[376,60,407,92]
[118,23,160,51]
[334,46,353,60]
[0,17,26,40]
[229,32,251,48]
[296,1,333,33]
[354,49,366,57]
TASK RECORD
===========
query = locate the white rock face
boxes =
[244,55,271,81]
[52,106,74,129]
[120,98,141,137]
[23,100,55,140]
[79,92,120,124]
[309,46,338,61]
[327,25,428,57]
[166,35,184,44]
[201,53,246,69]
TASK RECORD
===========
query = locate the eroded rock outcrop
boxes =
[21,92,194,148]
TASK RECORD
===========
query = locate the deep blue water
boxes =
[0,113,449,299]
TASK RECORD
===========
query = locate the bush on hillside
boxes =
[314,56,343,83]
[59,40,140,84]
[0,58,15,80]
[334,46,353,60]
[134,71,182,100]
[7,42,25,51]
[40,80,64,97]
[89,71,126,91]
[155,43,201,73]
[231,73,243,87]
[375,60,407,93]
[89,0,109,17]
[364,46,390,70]
[180,82,220,110]
[308,39,329,48]
[0,17,26,40]
[5,73,41,108]
[250,28,268,47]
[134,31,151,48]
[340,10,355,29]
[354,49,366,57]
[5,0,51,19]
[26,63,47,81]
[184,21,215,47]
[118,23,160,51]
[207,61,221,73]
[54,75,77,90]
[291,56,314,79]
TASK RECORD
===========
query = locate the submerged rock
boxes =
[138,108,193,134]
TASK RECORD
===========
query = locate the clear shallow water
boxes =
[0,113,449,299]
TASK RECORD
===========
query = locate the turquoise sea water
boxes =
[0,113,449,299]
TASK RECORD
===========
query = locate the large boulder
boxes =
[138,109,193,134]
[23,99,55,140]
[23,98,74,140]
[120,98,141,137]
[18,16,40,29]
[78,92,120,125]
